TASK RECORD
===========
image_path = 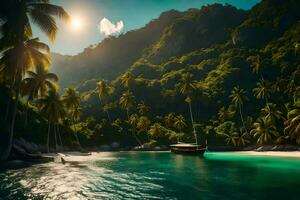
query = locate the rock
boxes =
[111,142,120,149]
[154,146,161,151]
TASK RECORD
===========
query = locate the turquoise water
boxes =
[1,152,300,199]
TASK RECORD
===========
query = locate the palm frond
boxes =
[26,37,50,52]
[28,3,69,21]
[28,9,57,41]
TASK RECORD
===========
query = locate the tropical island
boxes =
[0,0,300,199]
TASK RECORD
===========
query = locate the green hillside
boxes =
[67,0,299,147]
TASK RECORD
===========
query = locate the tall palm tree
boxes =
[250,118,279,144]
[128,114,142,145]
[21,66,58,126]
[70,107,83,149]
[253,79,271,103]
[119,91,136,119]
[96,80,114,123]
[0,37,51,161]
[62,87,82,149]
[261,103,283,123]
[137,116,151,135]
[176,73,197,95]
[176,73,197,143]
[119,91,142,145]
[173,115,187,142]
[0,0,68,161]
[284,101,300,143]
[229,86,249,134]
[38,89,66,152]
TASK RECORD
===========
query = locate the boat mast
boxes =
[187,97,198,146]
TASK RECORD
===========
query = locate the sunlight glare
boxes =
[70,16,83,31]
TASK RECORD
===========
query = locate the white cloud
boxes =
[98,17,124,36]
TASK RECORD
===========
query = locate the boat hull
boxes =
[170,148,206,155]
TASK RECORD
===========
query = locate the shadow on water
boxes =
[1,152,300,200]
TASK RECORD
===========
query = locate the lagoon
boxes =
[1,152,300,199]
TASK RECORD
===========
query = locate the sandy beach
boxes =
[228,151,300,158]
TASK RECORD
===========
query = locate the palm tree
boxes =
[62,87,81,109]
[229,86,249,134]
[71,107,83,149]
[137,116,151,140]
[128,114,142,145]
[120,72,134,88]
[137,102,149,115]
[250,118,279,144]
[253,79,271,103]
[223,132,239,146]
[217,105,236,123]
[176,73,197,95]
[148,123,162,138]
[0,0,68,161]
[96,80,114,123]
[38,89,66,152]
[173,115,187,142]
[261,103,283,122]
[176,73,197,143]
[250,55,264,79]
[0,37,51,161]
[119,91,136,119]
[284,101,300,143]
[164,113,176,128]
[62,87,82,149]
[21,67,58,126]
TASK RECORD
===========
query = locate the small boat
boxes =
[170,143,206,155]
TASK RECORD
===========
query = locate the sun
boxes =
[70,16,83,31]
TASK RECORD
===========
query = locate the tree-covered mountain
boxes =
[2,0,298,153]
[54,0,299,148]
[51,9,183,87]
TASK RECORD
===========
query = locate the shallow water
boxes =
[1,152,300,200]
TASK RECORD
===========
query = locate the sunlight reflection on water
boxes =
[1,152,300,200]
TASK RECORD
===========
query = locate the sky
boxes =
[33,0,260,55]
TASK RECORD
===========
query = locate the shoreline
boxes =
[209,151,300,158]
[3,150,300,170]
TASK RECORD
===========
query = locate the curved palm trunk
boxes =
[74,132,82,150]
[239,104,248,134]
[54,124,58,152]
[47,123,51,153]
[72,119,82,150]
[56,125,63,151]
[24,87,37,127]
[188,101,198,145]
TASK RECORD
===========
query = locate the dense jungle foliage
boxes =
[1,0,300,158]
